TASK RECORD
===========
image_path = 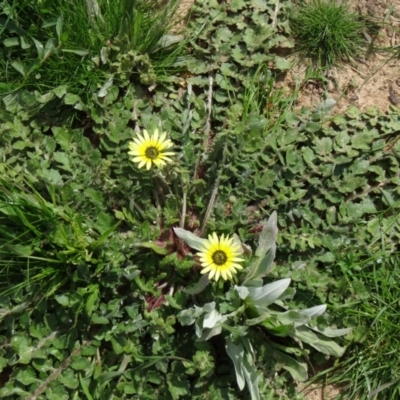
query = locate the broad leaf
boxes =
[173,227,207,251]
[247,278,291,308]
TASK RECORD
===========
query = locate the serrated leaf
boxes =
[275,56,291,70]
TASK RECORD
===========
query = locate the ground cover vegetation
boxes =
[0,0,400,399]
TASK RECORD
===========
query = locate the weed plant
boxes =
[290,0,369,68]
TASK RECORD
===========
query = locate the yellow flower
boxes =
[128,129,175,170]
[197,233,244,282]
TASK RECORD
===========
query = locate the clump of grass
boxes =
[0,0,186,99]
[290,0,369,68]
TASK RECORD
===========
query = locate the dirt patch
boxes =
[172,0,195,32]
[298,383,342,400]
[279,0,400,114]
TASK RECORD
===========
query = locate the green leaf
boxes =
[137,241,168,255]
[61,47,89,56]
[70,356,91,371]
[55,292,82,307]
[230,0,247,12]
[56,14,64,41]
[275,57,291,69]
[42,17,58,28]
[3,37,19,47]
[64,93,80,105]
[40,169,63,185]
[15,366,38,385]
[44,38,56,58]
[86,285,99,317]
[11,61,25,77]
[53,151,71,171]
[31,37,44,60]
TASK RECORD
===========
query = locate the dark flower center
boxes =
[145,146,159,160]
[212,250,228,266]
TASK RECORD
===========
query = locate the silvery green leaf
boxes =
[245,315,269,326]
[244,212,278,283]
[234,285,249,300]
[177,304,207,326]
[252,244,276,278]
[196,324,223,341]
[20,36,30,49]
[292,326,346,357]
[300,304,327,319]
[232,233,245,255]
[44,38,55,58]
[3,37,19,47]
[61,47,89,56]
[225,338,245,390]
[247,278,291,307]
[203,309,222,329]
[31,37,44,60]
[309,325,352,338]
[242,359,260,400]
[100,46,110,64]
[11,61,25,77]
[183,274,209,295]
[241,338,260,400]
[56,14,64,41]
[271,348,308,381]
[316,98,336,113]
[98,77,114,98]
[368,381,397,399]
[173,227,207,251]
[276,310,313,327]
[154,34,184,51]
[255,211,278,258]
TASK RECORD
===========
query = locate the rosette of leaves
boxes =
[175,212,350,399]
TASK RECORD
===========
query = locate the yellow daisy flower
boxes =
[128,129,175,170]
[197,233,244,282]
